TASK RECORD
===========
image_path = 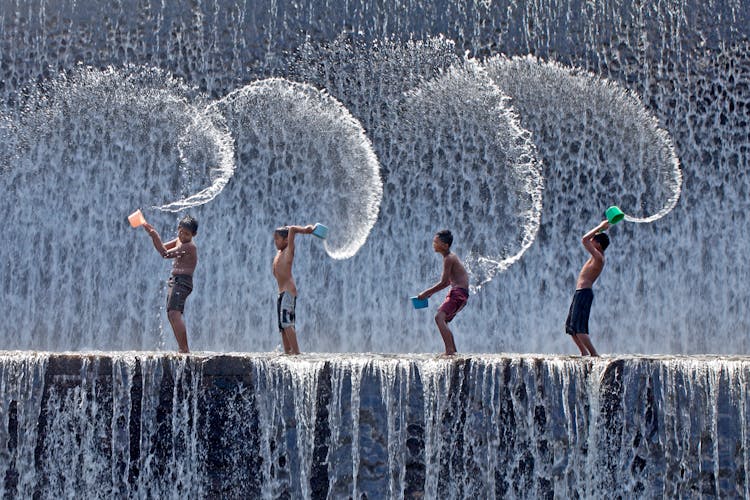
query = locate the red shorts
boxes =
[438,287,469,322]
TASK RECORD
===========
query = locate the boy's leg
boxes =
[282,327,301,355]
[570,334,590,356]
[167,310,190,353]
[279,330,292,353]
[435,311,457,355]
[577,334,598,357]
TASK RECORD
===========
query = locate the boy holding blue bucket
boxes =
[273,224,322,355]
[417,230,470,355]
[565,219,611,356]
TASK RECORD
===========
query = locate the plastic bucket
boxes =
[605,206,625,225]
[411,297,429,309]
[312,223,328,239]
[128,209,146,228]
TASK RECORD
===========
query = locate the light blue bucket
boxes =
[312,223,328,239]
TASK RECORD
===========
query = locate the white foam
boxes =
[209,78,383,260]
[401,59,544,290]
[484,55,682,223]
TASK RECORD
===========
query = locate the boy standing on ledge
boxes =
[273,224,315,355]
[142,215,199,354]
[418,229,470,355]
[565,219,610,356]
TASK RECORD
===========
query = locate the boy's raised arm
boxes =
[581,220,609,257]
[285,225,314,254]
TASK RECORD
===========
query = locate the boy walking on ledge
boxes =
[565,219,610,356]
[418,229,470,355]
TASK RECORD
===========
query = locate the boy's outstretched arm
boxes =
[143,223,183,259]
[418,257,454,299]
[285,225,314,254]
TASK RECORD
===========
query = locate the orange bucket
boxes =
[128,209,146,228]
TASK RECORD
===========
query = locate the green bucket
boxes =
[605,206,625,225]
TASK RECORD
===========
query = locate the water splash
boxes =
[401,59,544,290]
[6,65,234,210]
[209,78,383,260]
[156,108,235,212]
[0,114,20,173]
[484,55,682,223]
[0,66,236,350]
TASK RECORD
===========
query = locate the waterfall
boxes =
[1,352,749,497]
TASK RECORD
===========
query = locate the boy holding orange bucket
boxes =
[138,214,199,353]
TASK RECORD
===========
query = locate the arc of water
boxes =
[484,55,683,224]
[206,77,383,260]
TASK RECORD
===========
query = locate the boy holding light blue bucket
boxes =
[272,222,327,354]
[416,229,470,356]
[565,206,623,356]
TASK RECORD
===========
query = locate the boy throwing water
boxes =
[565,219,610,356]
[417,229,470,355]
[141,215,198,353]
[273,224,315,355]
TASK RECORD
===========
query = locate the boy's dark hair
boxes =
[179,215,198,234]
[593,232,610,251]
[275,226,289,239]
[436,229,453,247]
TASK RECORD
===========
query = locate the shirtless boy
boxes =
[565,219,610,356]
[273,224,315,355]
[142,215,198,354]
[417,229,470,355]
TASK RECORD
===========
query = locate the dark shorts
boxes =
[438,287,469,323]
[166,274,193,313]
[565,288,594,335]
[277,292,297,332]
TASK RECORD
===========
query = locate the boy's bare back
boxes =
[576,220,610,289]
[576,255,604,289]
[444,253,470,290]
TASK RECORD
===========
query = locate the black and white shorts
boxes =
[277,292,297,332]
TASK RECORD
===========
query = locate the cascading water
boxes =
[0,0,748,497]
[2,353,750,498]
[0,3,708,354]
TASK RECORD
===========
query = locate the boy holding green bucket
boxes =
[565,219,611,356]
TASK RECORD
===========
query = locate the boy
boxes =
[565,219,610,356]
[141,215,198,353]
[273,224,315,355]
[417,229,470,355]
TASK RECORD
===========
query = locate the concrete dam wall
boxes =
[1,352,749,497]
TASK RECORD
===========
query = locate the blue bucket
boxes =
[312,223,328,239]
[411,297,428,309]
